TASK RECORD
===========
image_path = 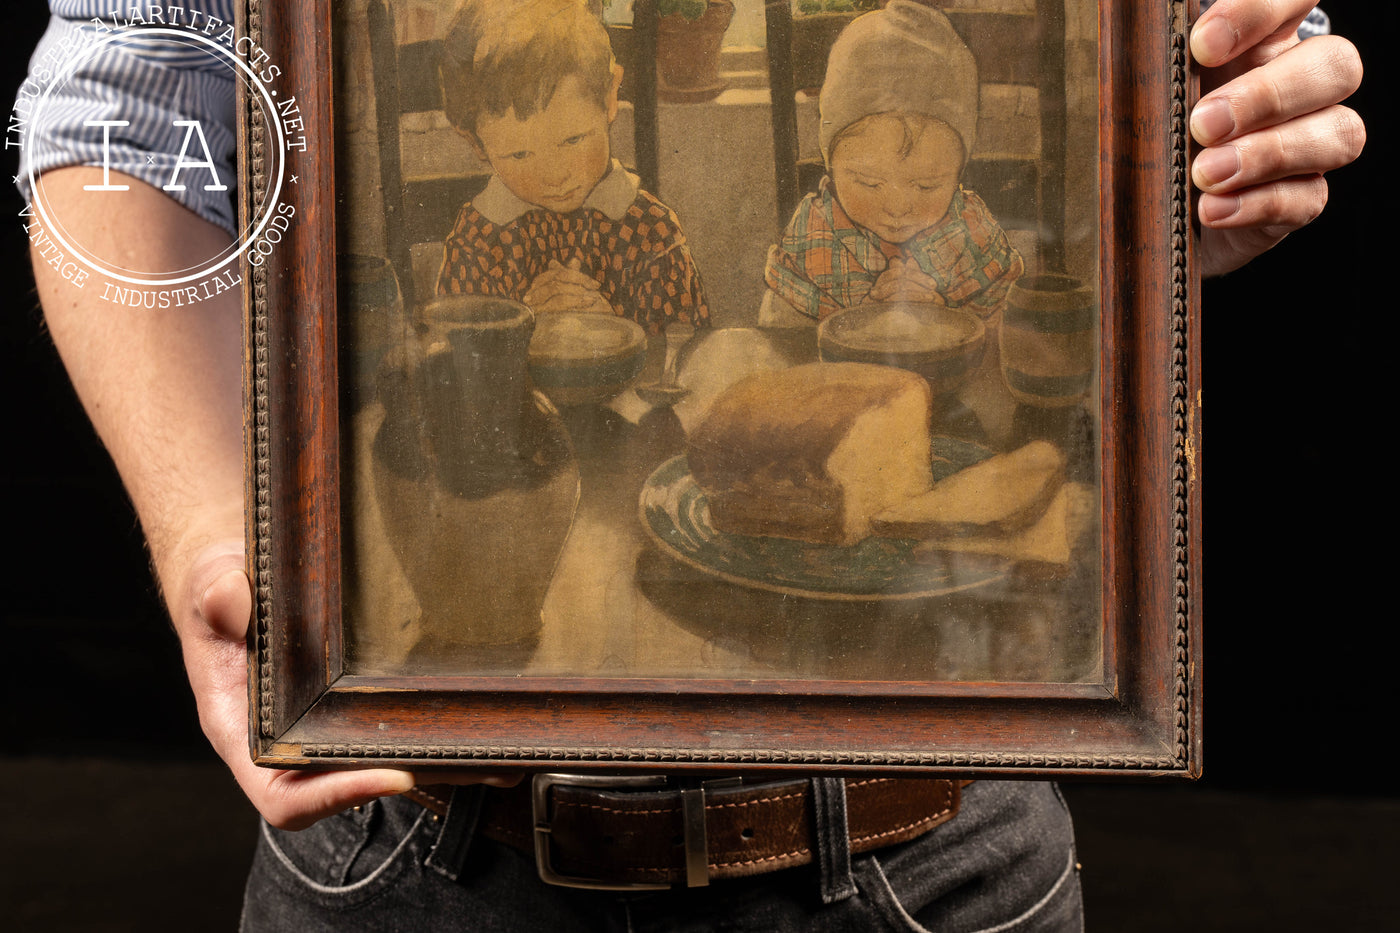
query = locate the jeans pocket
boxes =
[853,856,936,933]
[856,849,1083,933]
[251,798,432,912]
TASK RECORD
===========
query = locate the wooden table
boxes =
[348,327,1102,688]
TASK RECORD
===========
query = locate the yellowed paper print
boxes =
[334,0,1102,685]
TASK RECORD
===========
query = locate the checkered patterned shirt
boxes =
[437,190,711,335]
[765,179,1023,321]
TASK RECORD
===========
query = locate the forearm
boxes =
[31,166,244,623]
[32,166,516,825]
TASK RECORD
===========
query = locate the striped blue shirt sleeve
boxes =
[14,1,239,235]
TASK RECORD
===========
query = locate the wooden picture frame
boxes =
[241,0,1202,779]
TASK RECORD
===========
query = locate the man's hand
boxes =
[868,257,946,304]
[33,168,515,833]
[178,545,521,831]
[1191,0,1365,276]
[523,258,614,314]
[176,544,415,830]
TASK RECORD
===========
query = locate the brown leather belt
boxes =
[406,776,965,889]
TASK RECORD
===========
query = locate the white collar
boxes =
[474,159,640,225]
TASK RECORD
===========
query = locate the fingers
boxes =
[527,282,603,313]
[1198,169,1328,227]
[174,548,520,830]
[1193,104,1366,195]
[870,259,942,302]
[246,767,524,832]
[1188,4,1365,276]
[184,628,418,830]
[546,289,613,315]
[1190,32,1365,254]
[525,262,605,312]
[1190,0,1316,69]
[247,767,418,832]
[1196,174,1329,276]
[162,540,410,830]
[234,764,523,831]
[867,277,900,302]
[526,266,613,314]
[1192,35,1364,147]
[540,261,600,290]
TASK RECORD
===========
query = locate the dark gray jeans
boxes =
[241,780,1082,932]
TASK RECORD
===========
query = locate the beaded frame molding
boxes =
[241,0,1201,778]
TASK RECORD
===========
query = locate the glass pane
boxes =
[335,0,1102,687]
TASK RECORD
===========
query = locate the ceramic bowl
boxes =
[816,301,986,397]
[527,311,648,407]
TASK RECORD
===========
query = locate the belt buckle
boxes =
[532,773,736,891]
[532,773,671,891]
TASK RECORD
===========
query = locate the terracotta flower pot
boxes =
[656,0,735,103]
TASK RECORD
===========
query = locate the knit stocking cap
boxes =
[818,0,979,165]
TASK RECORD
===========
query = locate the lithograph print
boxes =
[331,0,1104,687]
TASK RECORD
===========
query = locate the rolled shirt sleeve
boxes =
[14,1,239,235]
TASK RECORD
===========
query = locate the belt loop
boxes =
[425,785,486,882]
[810,777,857,904]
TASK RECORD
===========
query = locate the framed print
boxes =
[242,0,1202,778]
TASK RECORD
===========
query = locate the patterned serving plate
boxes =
[638,438,1007,601]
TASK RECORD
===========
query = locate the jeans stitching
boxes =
[963,848,1079,933]
[862,844,1079,933]
[260,808,429,898]
[863,857,935,933]
[330,801,377,886]
[1049,784,1085,933]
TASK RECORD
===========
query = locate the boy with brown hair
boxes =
[435,0,709,333]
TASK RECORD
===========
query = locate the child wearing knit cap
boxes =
[763,0,1023,323]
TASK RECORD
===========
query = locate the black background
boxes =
[1,6,207,756]
[0,4,1393,919]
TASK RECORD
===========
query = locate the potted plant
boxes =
[654,0,735,102]
[795,0,881,9]
[791,0,882,93]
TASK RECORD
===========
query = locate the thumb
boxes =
[185,544,251,642]
[202,566,253,642]
[258,769,418,831]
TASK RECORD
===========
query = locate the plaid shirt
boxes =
[764,179,1023,321]
[437,188,710,335]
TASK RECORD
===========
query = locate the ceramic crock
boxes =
[371,297,580,658]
